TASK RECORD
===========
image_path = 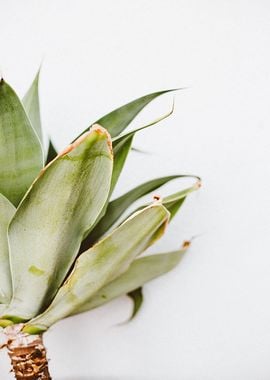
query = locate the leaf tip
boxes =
[91,123,113,155]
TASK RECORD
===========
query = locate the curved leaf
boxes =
[79,107,175,251]
[111,101,174,145]
[127,287,143,321]
[0,194,16,304]
[1,125,113,322]
[23,203,170,333]
[74,89,177,141]
[70,246,187,317]
[0,79,44,206]
[22,69,43,144]
[87,175,195,246]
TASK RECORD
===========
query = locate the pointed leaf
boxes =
[0,80,44,206]
[79,107,175,251]
[163,179,201,218]
[87,175,195,246]
[1,125,113,322]
[24,204,170,332]
[127,287,143,320]
[0,194,16,304]
[22,69,43,144]
[111,101,174,145]
[46,139,58,165]
[74,89,177,141]
[68,247,187,316]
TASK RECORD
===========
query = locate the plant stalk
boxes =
[4,324,51,379]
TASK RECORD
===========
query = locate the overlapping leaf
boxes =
[22,69,43,144]
[80,107,174,251]
[0,194,16,304]
[74,89,177,142]
[70,247,187,317]
[1,126,113,322]
[86,175,195,246]
[0,80,44,206]
[23,203,170,332]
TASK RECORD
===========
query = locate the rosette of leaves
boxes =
[0,71,200,379]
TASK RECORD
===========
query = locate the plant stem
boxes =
[4,324,51,379]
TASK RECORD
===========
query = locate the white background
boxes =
[0,1,270,379]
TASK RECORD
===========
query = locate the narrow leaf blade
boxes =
[0,80,44,206]
[74,89,177,141]
[22,69,43,144]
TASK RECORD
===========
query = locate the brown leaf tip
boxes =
[91,124,113,154]
[153,194,162,202]
[182,240,191,249]
[195,179,202,189]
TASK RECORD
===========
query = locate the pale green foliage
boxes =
[0,194,15,304]
[0,80,43,206]
[0,71,200,332]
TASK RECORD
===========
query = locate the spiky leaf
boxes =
[1,126,113,322]
[73,89,177,142]
[23,204,170,332]
[79,107,175,251]
[0,194,16,304]
[87,175,193,245]
[65,247,187,317]
[22,69,43,144]
[0,80,43,206]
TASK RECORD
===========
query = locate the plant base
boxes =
[3,324,51,379]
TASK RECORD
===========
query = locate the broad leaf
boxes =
[0,80,44,206]
[0,194,16,304]
[1,126,113,322]
[46,139,58,165]
[23,204,170,332]
[68,247,187,316]
[73,89,177,141]
[22,69,43,144]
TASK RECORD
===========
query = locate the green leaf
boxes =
[69,247,187,317]
[111,134,134,193]
[73,89,177,141]
[163,180,201,218]
[111,101,174,145]
[78,133,134,254]
[79,107,175,251]
[46,139,58,165]
[127,287,143,320]
[23,203,170,332]
[0,194,16,304]
[0,79,44,206]
[22,69,43,144]
[86,175,195,246]
[1,126,113,322]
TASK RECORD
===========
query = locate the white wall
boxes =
[0,1,270,379]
